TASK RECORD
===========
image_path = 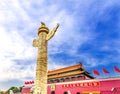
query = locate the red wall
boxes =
[48,78,120,94]
[100,80,120,91]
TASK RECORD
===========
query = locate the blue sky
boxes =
[0,0,120,90]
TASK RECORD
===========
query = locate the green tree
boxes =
[7,86,20,93]
[7,86,15,93]
[12,87,19,93]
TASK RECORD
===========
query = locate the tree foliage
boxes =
[7,86,24,93]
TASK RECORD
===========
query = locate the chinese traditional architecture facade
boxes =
[47,63,120,94]
[47,63,94,84]
[47,77,120,94]
[22,63,120,94]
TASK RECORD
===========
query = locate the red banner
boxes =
[62,82,100,88]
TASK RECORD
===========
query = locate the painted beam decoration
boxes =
[62,81,100,88]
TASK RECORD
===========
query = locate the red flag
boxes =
[114,66,120,73]
[102,68,109,74]
[93,70,100,76]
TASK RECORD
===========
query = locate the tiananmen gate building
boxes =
[22,63,120,94]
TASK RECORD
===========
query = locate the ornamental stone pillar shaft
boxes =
[33,22,59,94]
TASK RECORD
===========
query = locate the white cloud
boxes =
[0,27,36,82]
[0,1,37,81]
[0,28,35,59]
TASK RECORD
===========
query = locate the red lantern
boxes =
[24,80,34,85]
[32,80,34,84]
[24,82,27,84]
[26,81,29,84]
[30,81,32,84]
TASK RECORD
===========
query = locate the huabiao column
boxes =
[33,22,59,94]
